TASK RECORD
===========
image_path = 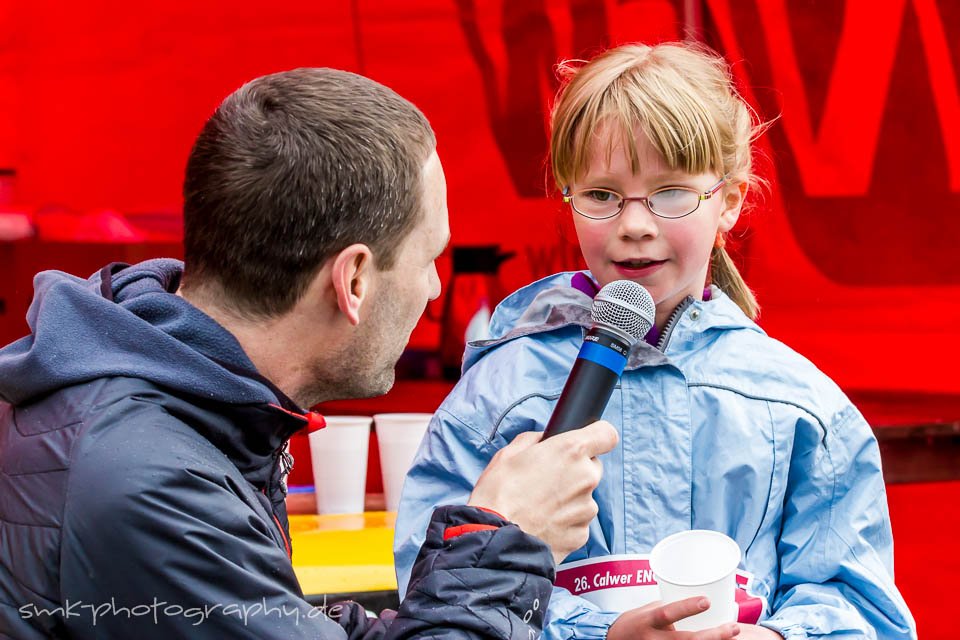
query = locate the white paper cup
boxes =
[374,413,432,512]
[649,530,741,631]
[308,416,372,514]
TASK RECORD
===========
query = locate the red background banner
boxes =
[0,3,956,636]
[1,0,958,398]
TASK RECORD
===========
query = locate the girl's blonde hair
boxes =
[550,42,766,319]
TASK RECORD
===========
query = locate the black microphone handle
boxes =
[542,357,619,438]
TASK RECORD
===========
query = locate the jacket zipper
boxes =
[264,437,295,558]
[654,296,695,352]
[262,483,293,558]
[278,440,294,495]
[271,512,292,558]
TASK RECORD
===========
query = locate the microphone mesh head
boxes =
[591,280,656,343]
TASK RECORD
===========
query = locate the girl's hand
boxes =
[733,624,784,639]
[607,598,741,639]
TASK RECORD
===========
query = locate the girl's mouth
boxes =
[613,259,666,276]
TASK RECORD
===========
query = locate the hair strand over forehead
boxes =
[551,42,764,189]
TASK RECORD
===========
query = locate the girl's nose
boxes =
[616,199,659,240]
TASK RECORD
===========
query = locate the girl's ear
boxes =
[718,181,747,233]
[330,244,375,326]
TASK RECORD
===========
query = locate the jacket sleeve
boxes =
[60,411,559,640]
[394,406,621,640]
[761,405,917,639]
[386,505,555,639]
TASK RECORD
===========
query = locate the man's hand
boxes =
[466,421,618,564]
[607,598,741,639]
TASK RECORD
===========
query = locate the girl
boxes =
[394,43,916,639]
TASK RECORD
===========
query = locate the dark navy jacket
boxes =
[0,259,554,639]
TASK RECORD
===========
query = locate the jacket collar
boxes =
[463,271,763,373]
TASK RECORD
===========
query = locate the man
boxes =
[0,69,733,640]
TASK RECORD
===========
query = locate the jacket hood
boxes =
[0,259,286,407]
[463,271,762,373]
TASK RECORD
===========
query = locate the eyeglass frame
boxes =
[562,176,727,220]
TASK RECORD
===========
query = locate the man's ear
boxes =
[331,244,376,326]
[718,181,747,233]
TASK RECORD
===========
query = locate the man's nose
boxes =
[428,262,441,301]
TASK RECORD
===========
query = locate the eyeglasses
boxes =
[562,177,726,220]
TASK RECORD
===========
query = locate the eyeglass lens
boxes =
[572,188,700,218]
[646,189,699,217]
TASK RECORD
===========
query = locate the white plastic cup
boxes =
[374,413,432,512]
[308,416,372,514]
[649,530,741,631]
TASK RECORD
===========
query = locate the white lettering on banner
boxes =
[558,557,657,594]
[636,569,655,584]
[593,571,633,588]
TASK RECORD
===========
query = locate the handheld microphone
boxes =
[543,280,655,438]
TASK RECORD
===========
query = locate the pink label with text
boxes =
[556,554,766,624]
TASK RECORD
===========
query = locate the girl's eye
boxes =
[584,189,618,202]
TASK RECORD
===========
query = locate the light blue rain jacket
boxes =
[394,272,916,639]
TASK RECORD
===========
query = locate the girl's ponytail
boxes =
[710,245,758,320]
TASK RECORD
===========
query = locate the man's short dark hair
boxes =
[182,68,436,317]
